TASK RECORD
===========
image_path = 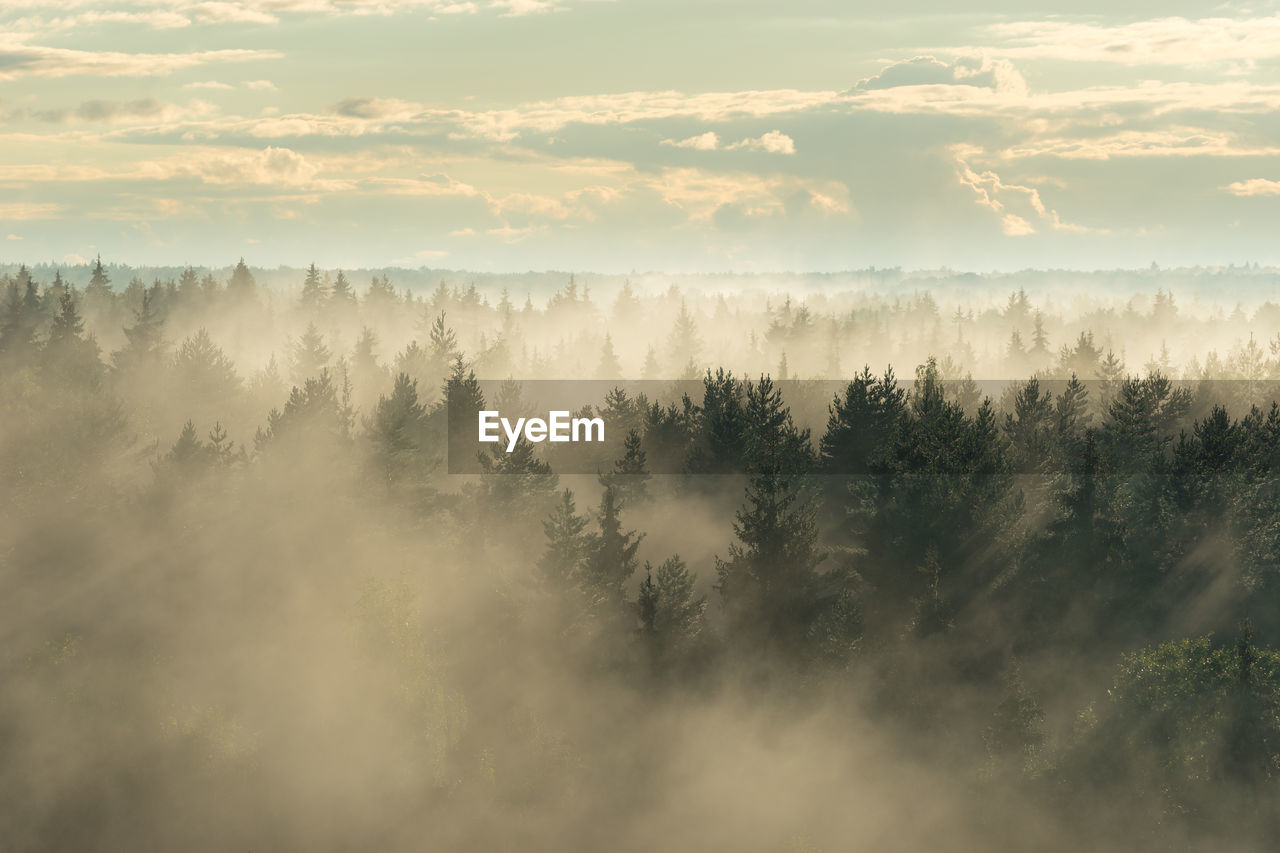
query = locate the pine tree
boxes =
[716,400,824,653]
[687,368,747,475]
[174,328,240,401]
[428,311,459,377]
[443,355,486,474]
[329,269,355,306]
[540,489,589,585]
[0,279,36,357]
[612,279,640,326]
[290,322,332,384]
[581,485,642,605]
[637,555,706,670]
[351,327,390,409]
[600,429,650,505]
[367,372,429,483]
[177,266,200,300]
[43,287,103,387]
[1030,311,1050,361]
[300,263,327,310]
[666,299,701,371]
[112,289,166,372]
[478,435,559,516]
[597,333,622,378]
[819,366,905,475]
[642,346,661,380]
[365,273,397,309]
[227,258,256,296]
[84,255,113,311]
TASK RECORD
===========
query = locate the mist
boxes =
[3,259,1280,851]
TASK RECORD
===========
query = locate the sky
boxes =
[2,1,1280,273]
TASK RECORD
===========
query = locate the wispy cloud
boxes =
[0,37,279,81]
[954,145,1098,236]
[984,15,1280,66]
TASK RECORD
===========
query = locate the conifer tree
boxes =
[581,485,642,605]
[716,400,824,653]
[227,258,256,297]
[666,299,701,370]
[290,322,332,384]
[367,372,429,483]
[540,489,589,585]
[600,429,650,505]
[597,333,622,378]
[329,269,355,305]
[174,328,240,401]
[112,289,166,372]
[638,555,706,670]
[443,355,486,474]
[300,263,327,310]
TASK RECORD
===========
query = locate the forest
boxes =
[3,258,1280,851]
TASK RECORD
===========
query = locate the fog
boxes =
[2,259,1279,851]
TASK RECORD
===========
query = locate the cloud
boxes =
[851,55,1025,96]
[246,79,276,90]
[20,97,216,125]
[6,233,23,240]
[1224,179,1280,197]
[663,132,720,151]
[180,145,321,186]
[184,80,234,89]
[63,253,87,265]
[450,88,838,141]
[0,203,62,220]
[954,146,1097,236]
[392,248,450,264]
[662,130,796,154]
[645,167,848,222]
[727,130,795,154]
[331,97,420,120]
[854,56,965,90]
[0,38,279,81]
[1003,128,1280,161]
[491,0,560,15]
[985,14,1280,66]
[7,9,192,32]
[191,2,279,24]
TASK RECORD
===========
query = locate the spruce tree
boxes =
[290,322,332,384]
[300,263,327,310]
[227,258,256,297]
[539,489,588,585]
[581,485,642,605]
[600,429,651,505]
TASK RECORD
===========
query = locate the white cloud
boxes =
[727,130,795,154]
[246,79,276,90]
[954,146,1098,236]
[63,252,87,265]
[662,130,796,154]
[1224,178,1280,197]
[491,0,560,15]
[664,132,720,150]
[184,80,233,89]
[6,233,23,240]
